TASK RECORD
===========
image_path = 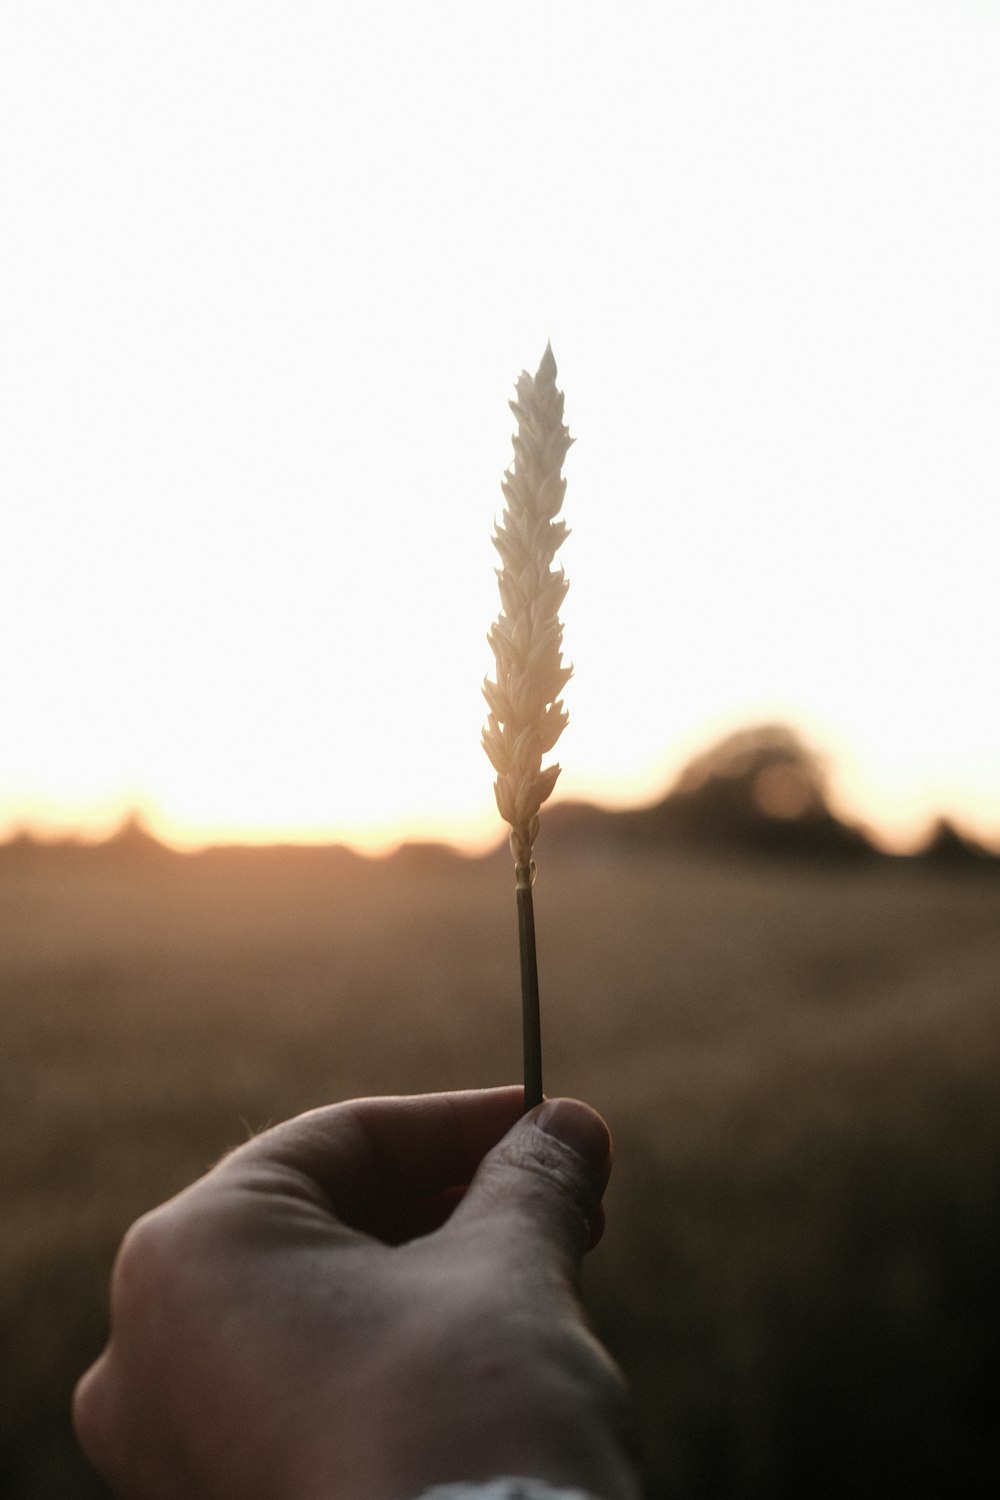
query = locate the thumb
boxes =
[447,1098,613,1268]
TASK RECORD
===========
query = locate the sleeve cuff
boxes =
[412,1480,606,1500]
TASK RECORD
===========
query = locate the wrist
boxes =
[288,1344,641,1500]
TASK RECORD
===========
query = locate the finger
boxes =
[446,1097,613,1269]
[220,1087,527,1233]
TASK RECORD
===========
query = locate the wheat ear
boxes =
[483,343,572,1110]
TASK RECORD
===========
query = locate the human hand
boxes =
[74,1088,641,1500]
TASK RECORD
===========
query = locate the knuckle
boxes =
[489,1140,600,1230]
[111,1202,188,1319]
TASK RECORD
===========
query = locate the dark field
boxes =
[2,841,999,1497]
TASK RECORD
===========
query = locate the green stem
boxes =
[515,865,543,1112]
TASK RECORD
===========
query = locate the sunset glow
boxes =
[3,2,999,855]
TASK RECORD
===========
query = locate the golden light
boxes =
[2,4,999,855]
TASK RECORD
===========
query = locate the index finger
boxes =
[222,1087,527,1233]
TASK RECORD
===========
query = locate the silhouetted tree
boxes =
[918,817,995,869]
[644,723,874,860]
[543,723,877,862]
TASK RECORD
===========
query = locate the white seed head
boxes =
[483,344,572,869]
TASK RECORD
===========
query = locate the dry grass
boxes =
[2,843,999,1497]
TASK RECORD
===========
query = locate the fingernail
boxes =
[535,1099,612,1173]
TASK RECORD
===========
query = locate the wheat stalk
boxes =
[483,344,572,1110]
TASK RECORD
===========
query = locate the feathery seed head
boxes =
[483,344,572,871]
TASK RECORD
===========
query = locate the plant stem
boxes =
[515,863,543,1111]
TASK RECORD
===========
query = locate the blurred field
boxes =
[2,839,999,1497]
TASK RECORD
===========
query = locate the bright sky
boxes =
[2,1,998,854]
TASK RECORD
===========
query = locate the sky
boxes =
[2,1,999,854]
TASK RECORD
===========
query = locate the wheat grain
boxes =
[483,344,573,875]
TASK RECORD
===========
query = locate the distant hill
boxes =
[0,811,174,864]
[0,818,360,872]
[2,724,996,870]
